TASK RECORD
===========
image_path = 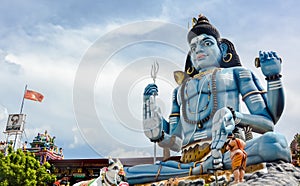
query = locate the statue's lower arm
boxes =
[143,84,182,152]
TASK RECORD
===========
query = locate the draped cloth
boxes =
[230,138,247,171]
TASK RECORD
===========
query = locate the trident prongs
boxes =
[151,60,159,84]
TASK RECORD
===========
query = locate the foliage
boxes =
[0,146,56,186]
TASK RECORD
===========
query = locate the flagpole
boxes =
[12,84,27,150]
[20,85,27,114]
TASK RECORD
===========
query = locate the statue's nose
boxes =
[196,46,204,54]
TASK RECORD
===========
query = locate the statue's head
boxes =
[185,15,241,77]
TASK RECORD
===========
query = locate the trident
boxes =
[151,60,159,163]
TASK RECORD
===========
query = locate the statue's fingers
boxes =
[271,51,280,60]
[145,83,157,89]
[144,88,150,95]
[262,51,268,60]
[259,52,269,64]
[259,51,266,63]
[223,112,232,122]
[259,51,263,58]
[144,84,152,93]
[268,51,273,59]
[144,87,152,95]
[145,87,157,96]
[144,84,158,95]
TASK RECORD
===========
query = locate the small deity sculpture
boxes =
[51,136,56,144]
[36,133,41,141]
[22,141,27,151]
[44,130,50,142]
[124,14,291,184]
[226,136,247,183]
[59,147,64,158]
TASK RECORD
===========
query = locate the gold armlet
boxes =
[242,90,267,100]
[193,161,202,168]
[169,113,180,117]
[189,163,203,176]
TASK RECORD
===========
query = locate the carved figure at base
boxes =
[73,158,128,186]
[226,136,247,184]
[124,14,291,184]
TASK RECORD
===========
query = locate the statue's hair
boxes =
[219,38,242,68]
[184,51,198,77]
[187,14,220,43]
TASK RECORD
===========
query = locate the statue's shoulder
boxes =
[173,71,189,86]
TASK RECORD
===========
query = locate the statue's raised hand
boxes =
[258,51,282,77]
[143,84,163,142]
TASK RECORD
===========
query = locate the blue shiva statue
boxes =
[124,15,291,184]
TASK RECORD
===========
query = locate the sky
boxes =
[0,0,300,159]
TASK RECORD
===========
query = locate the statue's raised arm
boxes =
[231,50,284,134]
[258,50,284,123]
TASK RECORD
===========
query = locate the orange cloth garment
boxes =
[230,138,247,171]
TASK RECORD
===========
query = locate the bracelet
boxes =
[227,107,236,121]
[265,74,282,81]
[150,131,165,143]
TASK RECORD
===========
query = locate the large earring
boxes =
[223,53,232,63]
[187,67,195,75]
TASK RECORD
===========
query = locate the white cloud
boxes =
[0,105,8,141]
[0,22,110,155]
[108,147,152,158]
[68,127,86,149]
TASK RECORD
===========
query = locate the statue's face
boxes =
[189,34,221,71]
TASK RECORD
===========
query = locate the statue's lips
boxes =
[196,54,207,60]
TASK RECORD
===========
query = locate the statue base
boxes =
[134,163,266,186]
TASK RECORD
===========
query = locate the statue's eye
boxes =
[113,166,119,170]
[190,45,196,52]
[204,41,213,46]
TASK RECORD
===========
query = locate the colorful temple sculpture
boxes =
[123,14,291,185]
[25,130,64,164]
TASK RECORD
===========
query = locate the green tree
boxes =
[0,146,56,186]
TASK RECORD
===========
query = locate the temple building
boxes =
[24,130,64,164]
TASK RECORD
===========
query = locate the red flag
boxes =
[24,90,44,102]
